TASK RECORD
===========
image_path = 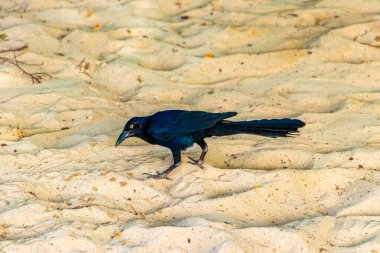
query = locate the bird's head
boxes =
[115,117,145,147]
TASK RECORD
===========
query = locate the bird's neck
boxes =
[135,116,156,144]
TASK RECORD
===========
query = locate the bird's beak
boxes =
[115,130,134,147]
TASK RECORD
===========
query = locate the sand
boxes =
[0,0,380,252]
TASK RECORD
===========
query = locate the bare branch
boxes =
[0,44,52,84]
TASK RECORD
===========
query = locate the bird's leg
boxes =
[142,149,181,179]
[188,140,208,169]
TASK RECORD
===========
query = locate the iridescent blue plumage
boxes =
[146,110,236,141]
[115,110,305,179]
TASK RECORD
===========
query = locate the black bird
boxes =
[115,110,305,179]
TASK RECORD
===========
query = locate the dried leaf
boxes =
[119,182,128,187]
[112,233,122,238]
[204,52,215,58]
[92,23,101,30]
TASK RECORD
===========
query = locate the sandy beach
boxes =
[1,0,380,252]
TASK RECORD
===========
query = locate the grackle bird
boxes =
[115,110,305,179]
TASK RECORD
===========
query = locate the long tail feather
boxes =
[210,118,305,138]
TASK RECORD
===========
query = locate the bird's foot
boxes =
[142,171,172,180]
[187,157,205,169]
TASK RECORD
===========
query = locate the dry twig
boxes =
[0,44,52,83]
[76,58,92,78]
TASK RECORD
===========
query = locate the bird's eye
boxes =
[129,124,134,129]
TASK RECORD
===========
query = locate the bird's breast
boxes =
[160,135,194,150]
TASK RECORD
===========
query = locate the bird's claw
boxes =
[187,156,205,169]
[142,171,172,180]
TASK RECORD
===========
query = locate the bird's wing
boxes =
[147,110,237,141]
